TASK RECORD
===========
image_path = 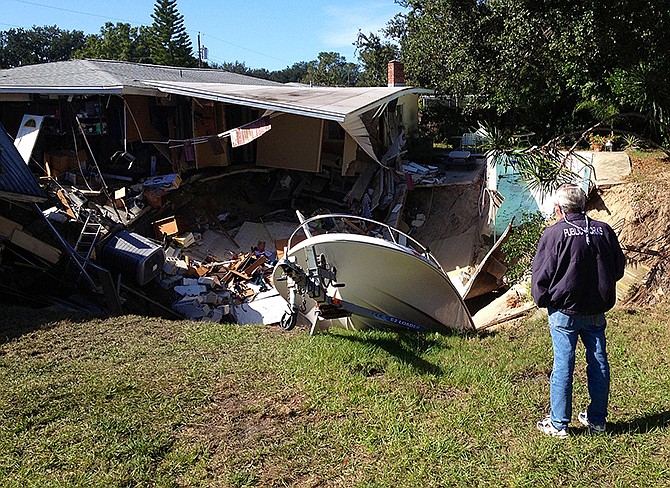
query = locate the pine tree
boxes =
[149,0,194,67]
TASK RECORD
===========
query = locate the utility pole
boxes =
[197,32,208,67]
[197,32,202,67]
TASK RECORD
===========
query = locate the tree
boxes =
[149,0,195,67]
[304,52,359,87]
[208,60,271,80]
[0,26,85,68]
[608,62,670,146]
[388,0,670,145]
[354,31,400,87]
[74,23,151,63]
[268,62,311,84]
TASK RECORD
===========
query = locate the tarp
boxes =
[229,116,272,147]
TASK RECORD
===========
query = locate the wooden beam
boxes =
[10,229,62,263]
[241,254,267,275]
[0,214,23,238]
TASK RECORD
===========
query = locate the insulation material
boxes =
[230,116,271,147]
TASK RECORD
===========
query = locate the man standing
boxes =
[532,183,626,438]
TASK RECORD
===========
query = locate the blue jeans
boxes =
[548,308,610,430]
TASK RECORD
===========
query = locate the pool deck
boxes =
[589,150,631,188]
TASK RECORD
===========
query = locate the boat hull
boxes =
[273,232,474,333]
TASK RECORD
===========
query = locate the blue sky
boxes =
[2,0,405,71]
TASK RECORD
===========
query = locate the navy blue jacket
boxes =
[531,213,626,315]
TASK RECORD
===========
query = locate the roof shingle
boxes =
[0,59,280,94]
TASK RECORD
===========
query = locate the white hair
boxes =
[555,183,586,213]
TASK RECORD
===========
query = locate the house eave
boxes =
[0,86,164,97]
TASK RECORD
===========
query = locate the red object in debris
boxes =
[404,171,414,190]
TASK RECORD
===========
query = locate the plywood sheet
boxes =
[193,101,229,167]
[125,95,163,142]
[10,229,61,263]
[257,114,323,172]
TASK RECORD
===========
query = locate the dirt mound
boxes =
[588,152,670,307]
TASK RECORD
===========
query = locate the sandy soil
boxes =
[588,151,670,306]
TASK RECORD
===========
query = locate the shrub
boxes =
[501,211,546,285]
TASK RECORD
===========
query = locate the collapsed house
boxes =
[0,59,425,181]
[0,59,501,325]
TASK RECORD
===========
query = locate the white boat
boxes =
[272,213,475,334]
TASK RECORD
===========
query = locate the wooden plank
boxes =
[241,255,267,275]
[342,218,368,235]
[346,162,378,203]
[10,229,62,263]
[56,189,77,219]
[475,303,536,331]
[0,214,23,238]
[227,268,251,280]
[232,253,252,271]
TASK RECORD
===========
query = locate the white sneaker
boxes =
[578,411,606,434]
[537,416,568,438]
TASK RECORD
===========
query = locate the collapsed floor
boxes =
[4,148,664,331]
[0,155,497,327]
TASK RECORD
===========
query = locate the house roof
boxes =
[0,122,47,203]
[0,59,431,122]
[0,59,280,96]
[0,59,432,165]
[142,81,432,122]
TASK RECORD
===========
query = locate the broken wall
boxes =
[407,174,488,272]
[191,99,230,168]
[256,114,323,172]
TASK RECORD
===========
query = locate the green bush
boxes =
[501,211,547,285]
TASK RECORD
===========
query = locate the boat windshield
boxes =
[286,214,444,273]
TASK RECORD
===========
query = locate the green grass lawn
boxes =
[1,303,668,487]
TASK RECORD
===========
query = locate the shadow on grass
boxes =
[337,332,444,375]
[607,410,670,435]
[0,303,98,345]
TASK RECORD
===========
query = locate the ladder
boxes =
[74,209,103,262]
[38,203,122,314]
[62,208,103,292]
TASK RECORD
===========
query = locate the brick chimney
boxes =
[387,60,405,87]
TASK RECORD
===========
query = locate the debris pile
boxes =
[160,242,277,322]
[403,162,443,186]
[402,157,481,187]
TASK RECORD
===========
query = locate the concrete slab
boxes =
[590,151,631,188]
[617,262,651,302]
[471,283,536,331]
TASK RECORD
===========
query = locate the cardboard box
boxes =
[152,215,189,238]
[143,187,168,209]
[44,149,87,177]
